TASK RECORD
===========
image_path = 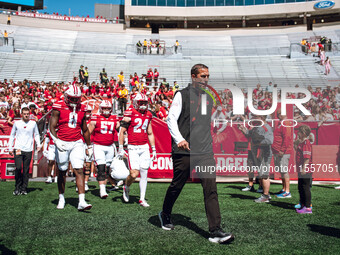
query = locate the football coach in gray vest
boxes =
[158,64,234,244]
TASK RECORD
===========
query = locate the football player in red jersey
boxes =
[88,100,119,198]
[49,85,93,211]
[118,93,157,207]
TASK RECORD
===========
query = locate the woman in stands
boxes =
[324,57,331,75]
[320,50,325,65]
[7,102,21,126]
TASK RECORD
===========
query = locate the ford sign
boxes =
[314,1,335,9]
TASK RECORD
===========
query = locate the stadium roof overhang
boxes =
[125,0,340,22]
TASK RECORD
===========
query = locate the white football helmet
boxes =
[64,85,81,108]
[110,157,129,180]
[133,93,148,112]
[84,105,93,119]
[99,100,112,116]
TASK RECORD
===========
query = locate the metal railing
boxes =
[37,110,52,143]
[126,44,182,55]
[0,37,14,47]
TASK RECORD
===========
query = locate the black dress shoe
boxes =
[158,211,174,230]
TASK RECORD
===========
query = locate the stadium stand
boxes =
[1,20,340,88]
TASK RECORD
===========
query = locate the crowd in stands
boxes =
[300,36,333,75]
[214,83,339,123]
[301,36,333,55]
[135,39,180,55]
[0,70,338,125]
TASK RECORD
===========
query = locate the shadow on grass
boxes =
[90,189,100,197]
[0,240,17,255]
[148,214,210,239]
[27,187,43,193]
[223,193,256,200]
[269,201,294,210]
[313,185,338,189]
[111,194,139,204]
[307,224,340,238]
[224,185,244,191]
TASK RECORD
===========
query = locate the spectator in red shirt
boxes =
[154,68,159,86]
[155,101,167,121]
[146,68,153,86]
[272,109,294,198]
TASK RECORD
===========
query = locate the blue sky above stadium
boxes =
[44,0,124,17]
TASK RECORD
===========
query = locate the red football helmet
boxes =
[133,93,148,112]
[64,85,81,108]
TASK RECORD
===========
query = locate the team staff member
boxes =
[9,107,41,195]
[118,84,128,114]
[159,64,234,244]
[84,67,89,84]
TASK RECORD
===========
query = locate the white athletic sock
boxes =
[79,193,85,203]
[139,169,148,201]
[59,193,65,201]
[100,184,106,192]
[85,181,88,185]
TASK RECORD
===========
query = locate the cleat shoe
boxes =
[57,199,65,209]
[77,201,92,211]
[45,176,52,184]
[100,190,108,199]
[158,211,174,230]
[13,190,20,196]
[335,186,340,190]
[256,187,263,193]
[254,194,270,203]
[208,228,234,244]
[123,185,130,202]
[21,190,27,195]
[276,192,292,198]
[139,200,150,207]
[296,207,312,214]
[116,180,124,187]
[108,186,119,191]
[85,183,89,192]
[242,185,255,192]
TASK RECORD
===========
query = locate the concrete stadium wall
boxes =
[0,14,125,33]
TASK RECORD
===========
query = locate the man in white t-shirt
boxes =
[8,107,41,195]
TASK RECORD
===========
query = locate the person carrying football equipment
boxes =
[88,100,120,198]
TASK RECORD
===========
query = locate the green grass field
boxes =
[0,181,339,255]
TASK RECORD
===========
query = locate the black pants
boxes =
[298,174,312,207]
[14,150,33,192]
[162,153,221,232]
[119,98,127,114]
